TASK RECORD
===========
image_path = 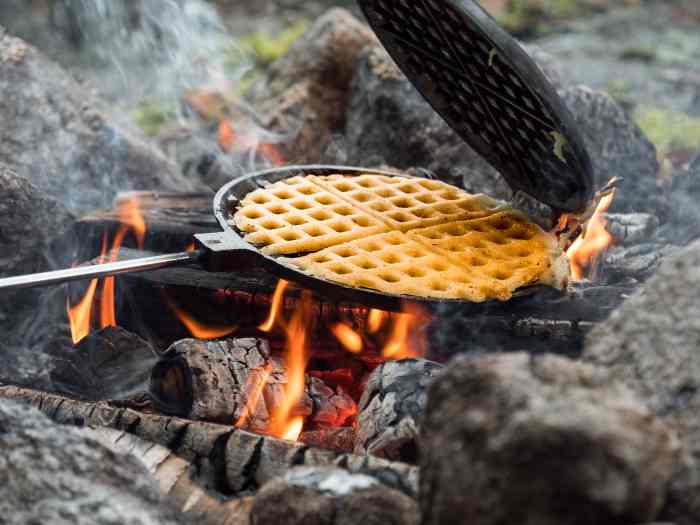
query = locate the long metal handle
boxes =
[0,251,200,291]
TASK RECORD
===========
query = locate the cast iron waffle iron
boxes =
[358,0,593,213]
[0,0,594,312]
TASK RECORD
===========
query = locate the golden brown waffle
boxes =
[407,211,569,301]
[233,176,387,255]
[232,173,568,301]
[280,231,502,301]
[311,174,504,231]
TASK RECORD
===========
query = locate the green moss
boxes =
[241,20,309,66]
[635,108,700,155]
[132,99,176,137]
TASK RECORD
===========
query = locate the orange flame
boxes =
[166,297,237,339]
[259,279,289,332]
[67,235,109,344]
[382,303,429,360]
[266,290,312,441]
[367,309,386,334]
[566,193,616,281]
[330,323,363,354]
[218,119,285,167]
[235,363,273,428]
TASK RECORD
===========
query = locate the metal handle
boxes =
[0,251,200,291]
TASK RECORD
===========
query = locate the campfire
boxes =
[1,0,697,524]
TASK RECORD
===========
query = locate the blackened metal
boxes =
[358,0,593,213]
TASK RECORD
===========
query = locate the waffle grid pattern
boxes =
[232,174,566,302]
[360,0,588,210]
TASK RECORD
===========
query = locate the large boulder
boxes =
[0,398,179,525]
[584,239,700,524]
[250,466,418,525]
[420,353,679,525]
[0,26,197,215]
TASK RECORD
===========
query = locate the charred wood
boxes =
[355,359,443,463]
[82,427,254,525]
[0,385,418,497]
[149,337,356,431]
[300,427,356,454]
[49,326,157,401]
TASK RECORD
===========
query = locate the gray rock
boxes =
[354,358,443,463]
[558,86,660,214]
[250,466,418,525]
[420,353,679,525]
[663,158,700,245]
[0,26,197,215]
[0,398,179,525]
[584,239,700,524]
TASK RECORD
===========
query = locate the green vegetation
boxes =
[635,108,700,156]
[240,20,309,66]
[132,98,176,137]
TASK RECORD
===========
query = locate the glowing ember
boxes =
[235,363,273,428]
[166,297,237,339]
[566,192,616,281]
[330,323,363,354]
[218,119,285,167]
[259,279,289,332]
[267,291,312,441]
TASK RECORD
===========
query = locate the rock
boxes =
[662,159,700,245]
[0,398,179,525]
[584,239,700,524]
[49,326,157,401]
[0,26,197,215]
[354,358,443,463]
[558,86,661,214]
[248,8,377,163]
[420,353,679,525]
[605,213,660,246]
[250,466,418,525]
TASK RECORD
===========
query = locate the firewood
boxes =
[82,427,254,525]
[150,337,356,431]
[0,385,418,497]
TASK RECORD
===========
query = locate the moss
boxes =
[132,99,176,137]
[635,108,700,155]
[240,20,309,66]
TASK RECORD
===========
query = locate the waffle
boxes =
[232,173,569,301]
[311,174,505,231]
[233,176,386,255]
[407,211,570,301]
[279,231,502,301]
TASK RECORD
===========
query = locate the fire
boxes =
[267,291,312,441]
[367,309,386,333]
[382,303,428,359]
[235,363,273,428]
[259,279,289,332]
[67,278,99,344]
[566,192,616,281]
[166,296,237,339]
[218,119,285,167]
[330,323,363,354]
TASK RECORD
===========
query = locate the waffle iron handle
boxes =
[0,251,199,291]
[193,232,261,272]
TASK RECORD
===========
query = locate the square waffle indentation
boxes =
[233,177,387,255]
[311,174,504,231]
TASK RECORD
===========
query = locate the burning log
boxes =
[50,326,157,401]
[83,427,254,525]
[355,359,443,463]
[0,385,418,497]
[149,337,356,432]
[299,427,356,453]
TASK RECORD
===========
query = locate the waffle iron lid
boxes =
[358,0,594,213]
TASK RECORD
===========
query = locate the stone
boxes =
[354,358,443,463]
[420,352,679,525]
[662,158,700,245]
[558,86,661,215]
[584,239,700,525]
[0,26,198,215]
[250,466,418,525]
[247,8,377,164]
[0,398,179,525]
